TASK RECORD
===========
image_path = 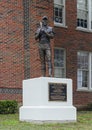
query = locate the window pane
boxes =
[77,52,89,88]
[77,0,88,28]
[77,12,87,28]
[77,0,88,10]
[77,70,82,88]
[77,10,87,20]
[54,49,65,67]
[82,71,88,87]
[91,0,92,29]
[54,0,63,4]
[77,70,88,88]
[54,0,65,24]
[54,49,65,78]
[54,4,63,23]
[78,52,89,69]
[54,67,65,78]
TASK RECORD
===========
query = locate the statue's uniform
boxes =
[35,25,54,76]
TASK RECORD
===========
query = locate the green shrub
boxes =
[0,100,18,114]
[87,103,92,111]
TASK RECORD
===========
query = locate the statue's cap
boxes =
[42,16,48,20]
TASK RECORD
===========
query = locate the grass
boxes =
[0,111,92,130]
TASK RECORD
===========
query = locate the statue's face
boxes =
[42,19,48,26]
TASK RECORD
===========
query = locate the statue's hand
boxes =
[40,29,46,35]
[40,28,45,32]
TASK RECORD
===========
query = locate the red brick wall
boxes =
[0,93,22,102]
[0,0,54,102]
[0,0,24,101]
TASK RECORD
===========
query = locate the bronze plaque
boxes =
[49,83,67,101]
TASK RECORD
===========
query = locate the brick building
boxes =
[0,0,92,107]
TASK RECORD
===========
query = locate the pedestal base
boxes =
[19,77,77,122]
[20,106,76,122]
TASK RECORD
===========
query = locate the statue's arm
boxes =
[35,28,40,40]
[45,27,55,39]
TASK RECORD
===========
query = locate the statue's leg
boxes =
[46,49,52,77]
[39,48,46,77]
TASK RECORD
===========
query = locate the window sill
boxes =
[76,27,92,33]
[77,88,92,92]
[54,22,68,28]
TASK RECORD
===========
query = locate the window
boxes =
[54,0,65,26]
[91,0,92,28]
[77,51,92,90]
[77,0,92,30]
[54,48,66,78]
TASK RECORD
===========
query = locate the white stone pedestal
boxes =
[19,77,77,122]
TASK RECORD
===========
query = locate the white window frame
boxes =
[77,0,92,31]
[77,51,92,91]
[54,0,66,27]
[54,48,66,78]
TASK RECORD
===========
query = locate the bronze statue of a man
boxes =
[35,16,54,77]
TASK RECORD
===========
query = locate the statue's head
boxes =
[42,16,48,26]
